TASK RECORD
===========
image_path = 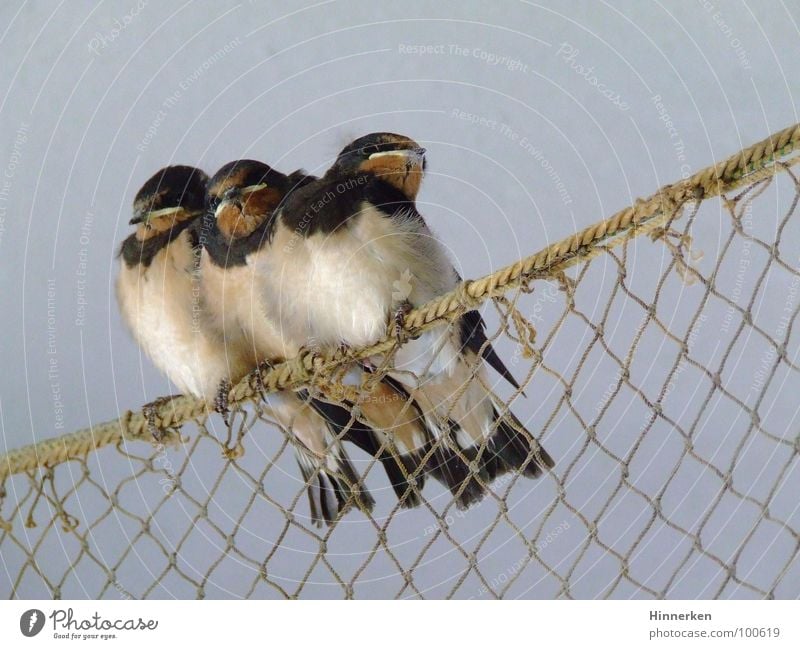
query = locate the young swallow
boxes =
[204,159,431,511]
[203,160,415,522]
[268,133,554,507]
[116,166,252,434]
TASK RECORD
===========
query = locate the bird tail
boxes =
[306,379,427,508]
[271,393,374,526]
[294,439,374,526]
[407,381,493,508]
[407,358,553,508]
[425,428,490,509]
[486,405,554,479]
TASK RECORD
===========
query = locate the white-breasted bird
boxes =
[263,133,553,507]
[117,165,254,430]
[200,159,425,522]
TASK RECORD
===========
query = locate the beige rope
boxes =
[2,122,799,481]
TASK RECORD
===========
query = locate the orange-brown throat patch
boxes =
[360,156,422,199]
[135,208,196,241]
[216,186,282,240]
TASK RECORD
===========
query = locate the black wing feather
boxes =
[459,310,522,391]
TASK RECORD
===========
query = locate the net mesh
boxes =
[2,126,800,599]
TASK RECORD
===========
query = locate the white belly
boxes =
[199,252,291,368]
[265,204,457,349]
[117,235,232,399]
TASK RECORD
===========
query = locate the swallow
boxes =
[203,160,432,522]
[205,159,434,511]
[115,164,415,521]
[116,165,252,438]
[267,132,554,507]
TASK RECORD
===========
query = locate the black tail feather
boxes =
[488,407,554,478]
[459,310,522,391]
[296,457,355,526]
[425,443,486,509]
[426,407,552,508]
[423,418,493,509]
[305,392,423,508]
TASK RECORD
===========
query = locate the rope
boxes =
[2,122,799,481]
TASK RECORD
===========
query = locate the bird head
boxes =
[206,160,292,240]
[130,166,208,236]
[329,132,426,200]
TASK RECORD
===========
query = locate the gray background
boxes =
[1,0,799,598]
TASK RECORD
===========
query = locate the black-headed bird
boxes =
[116,165,253,427]
[201,160,430,523]
[265,133,554,507]
[118,164,363,524]
[203,160,435,510]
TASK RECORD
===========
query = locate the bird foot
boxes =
[393,300,413,343]
[214,378,232,426]
[297,343,322,360]
[142,394,182,443]
[360,358,377,372]
[251,360,274,397]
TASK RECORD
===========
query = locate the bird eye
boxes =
[362,144,381,157]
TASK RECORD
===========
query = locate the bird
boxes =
[116,165,250,437]
[117,164,366,524]
[201,159,431,523]
[264,132,554,507]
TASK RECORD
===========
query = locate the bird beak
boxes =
[214,200,232,219]
[214,187,240,218]
[129,206,182,225]
[241,182,268,196]
[369,148,426,169]
[214,183,267,218]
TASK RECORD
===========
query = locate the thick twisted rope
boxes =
[2,122,799,481]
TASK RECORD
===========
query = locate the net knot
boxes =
[291,349,321,386]
[119,409,135,439]
[453,280,487,312]
[496,295,537,356]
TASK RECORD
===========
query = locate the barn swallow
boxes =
[199,159,372,523]
[202,160,431,521]
[116,165,255,439]
[268,133,553,507]
[204,159,433,509]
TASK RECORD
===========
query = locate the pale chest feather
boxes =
[117,233,198,350]
[116,234,213,395]
[263,204,456,348]
[200,250,291,362]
